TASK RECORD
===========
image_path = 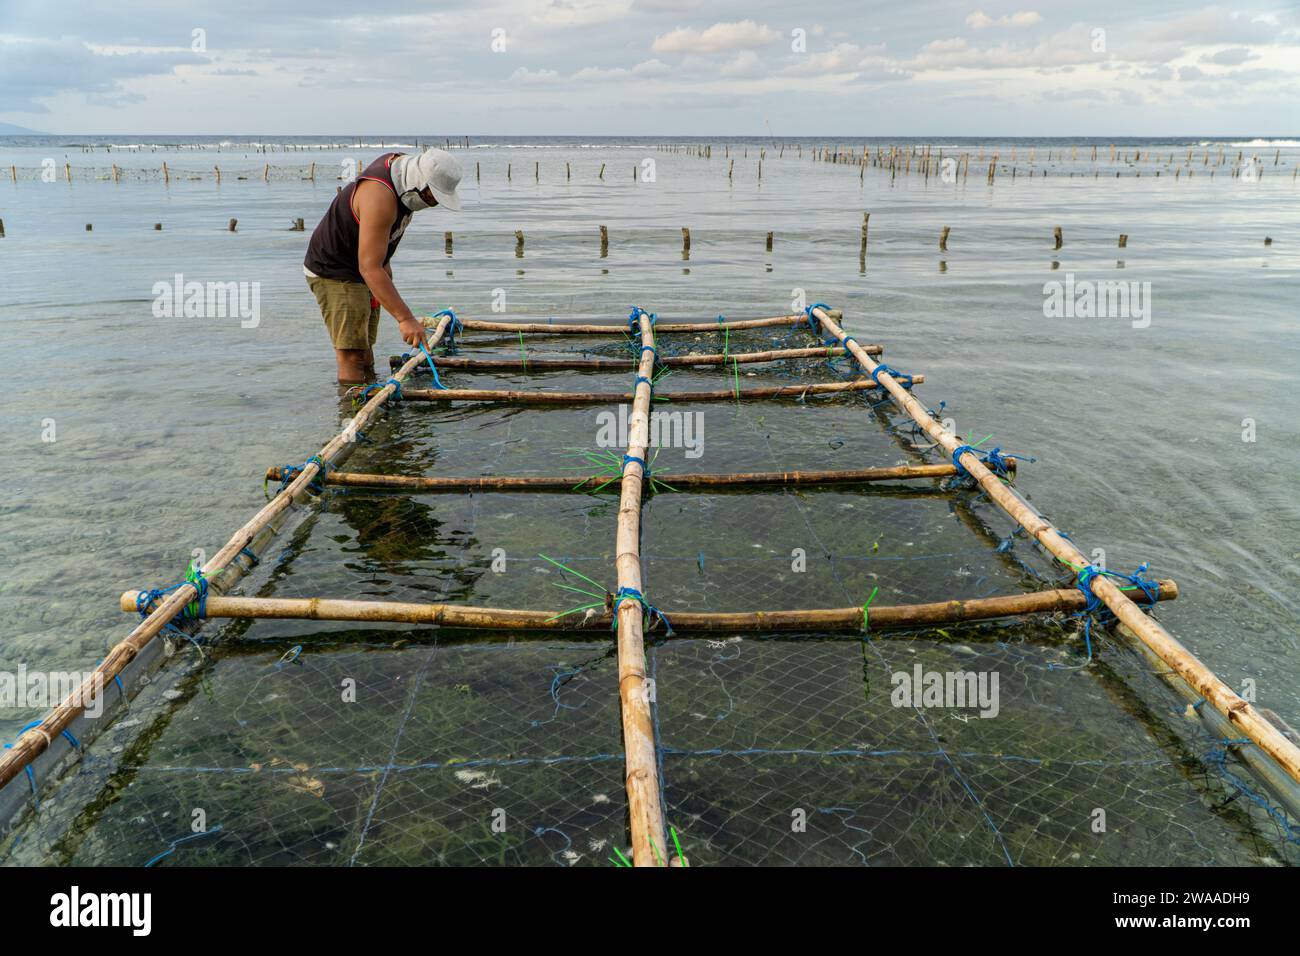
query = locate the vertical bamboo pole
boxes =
[616,310,671,866]
[807,306,1300,789]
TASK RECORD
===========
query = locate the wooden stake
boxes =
[808,305,1300,788]
[514,230,524,256]
[228,218,237,232]
[1053,226,1063,250]
[681,227,690,256]
[1118,234,1128,248]
[444,231,453,255]
[939,226,950,251]
[599,224,608,257]
[766,231,773,252]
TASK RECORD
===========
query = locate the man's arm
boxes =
[355,181,427,348]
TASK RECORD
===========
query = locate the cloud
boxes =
[719,50,762,77]
[651,20,779,55]
[532,0,633,27]
[510,67,560,84]
[571,59,670,81]
[1144,8,1292,45]
[967,10,1043,30]
[0,36,204,112]
[1199,46,1258,66]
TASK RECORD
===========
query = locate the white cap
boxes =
[391,149,462,211]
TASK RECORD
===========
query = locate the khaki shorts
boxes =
[307,276,380,350]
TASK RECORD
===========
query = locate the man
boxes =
[304,149,462,383]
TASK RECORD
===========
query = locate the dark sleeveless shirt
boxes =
[303,152,413,284]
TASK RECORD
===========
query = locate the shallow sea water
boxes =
[0,136,1297,865]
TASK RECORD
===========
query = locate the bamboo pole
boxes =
[617,309,670,866]
[399,378,917,405]
[264,461,988,493]
[0,316,455,794]
[121,580,1176,633]
[459,313,819,335]
[808,306,1300,787]
[390,343,882,372]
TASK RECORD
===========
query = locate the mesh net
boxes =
[4,321,1298,867]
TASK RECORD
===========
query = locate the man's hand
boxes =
[398,316,429,349]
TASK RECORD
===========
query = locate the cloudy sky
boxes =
[1,1,1297,134]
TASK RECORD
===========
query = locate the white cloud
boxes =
[510,67,560,84]
[967,10,1043,30]
[651,20,779,55]
[719,50,762,77]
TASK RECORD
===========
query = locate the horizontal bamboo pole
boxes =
[0,316,454,794]
[460,314,810,335]
[390,343,883,373]
[809,305,1300,787]
[264,461,991,493]
[399,378,919,405]
[121,580,1176,632]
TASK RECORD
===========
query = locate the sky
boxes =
[0,0,1298,135]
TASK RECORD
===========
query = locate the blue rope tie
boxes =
[429,308,462,348]
[135,565,210,637]
[633,374,654,396]
[238,546,260,567]
[622,454,649,478]
[612,586,674,636]
[418,341,450,390]
[628,306,655,334]
[4,719,46,800]
[949,445,1036,485]
[870,363,913,388]
[274,454,328,494]
[804,302,830,334]
[639,345,659,364]
[358,377,403,404]
[1064,562,1161,666]
[841,335,860,357]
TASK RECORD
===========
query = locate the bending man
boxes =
[303,149,462,383]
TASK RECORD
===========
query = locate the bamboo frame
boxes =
[122,580,1177,632]
[0,317,454,795]
[809,305,1300,787]
[615,310,671,866]
[390,343,883,373]
[399,378,919,406]
[264,462,996,493]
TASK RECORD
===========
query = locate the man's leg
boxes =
[335,348,371,384]
[309,276,377,385]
